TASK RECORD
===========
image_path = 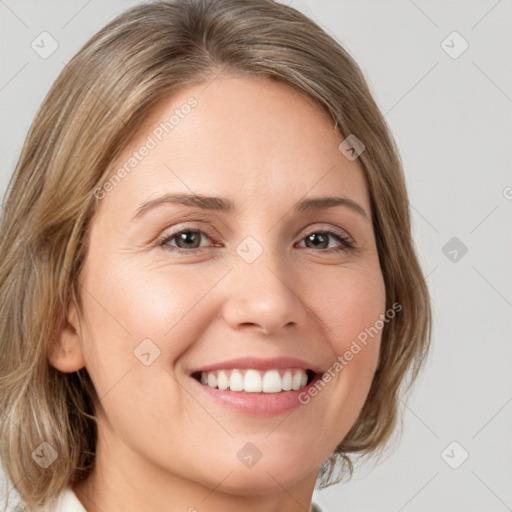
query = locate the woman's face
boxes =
[67,75,386,499]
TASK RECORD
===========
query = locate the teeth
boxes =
[217,370,229,391]
[230,370,244,391]
[244,369,262,392]
[262,370,281,393]
[291,371,302,391]
[198,368,311,393]
[282,370,292,391]
[207,373,217,389]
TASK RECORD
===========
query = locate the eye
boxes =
[157,225,355,254]
[296,228,355,253]
[157,228,214,253]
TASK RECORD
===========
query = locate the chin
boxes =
[197,441,322,495]
[208,464,316,497]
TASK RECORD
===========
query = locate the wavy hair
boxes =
[0,0,431,509]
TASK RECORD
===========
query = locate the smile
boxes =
[188,356,324,416]
[192,368,315,393]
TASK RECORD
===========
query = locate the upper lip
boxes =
[189,356,323,375]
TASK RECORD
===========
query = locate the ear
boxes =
[48,300,86,372]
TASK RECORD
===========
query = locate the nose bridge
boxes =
[235,230,289,287]
[222,232,305,333]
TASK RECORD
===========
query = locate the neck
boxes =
[73,427,318,512]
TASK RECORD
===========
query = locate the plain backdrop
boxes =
[1,1,511,511]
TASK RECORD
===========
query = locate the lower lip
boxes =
[190,375,320,416]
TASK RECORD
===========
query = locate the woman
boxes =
[0,1,431,510]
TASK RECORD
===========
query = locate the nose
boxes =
[221,243,308,336]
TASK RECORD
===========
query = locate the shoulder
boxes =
[12,488,86,512]
[46,487,87,512]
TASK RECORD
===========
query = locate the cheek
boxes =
[304,263,386,429]
[317,263,386,354]
[81,245,385,390]
[76,245,387,487]
[76,265,211,449]
[83,252,217,338]
[78,257,223,392]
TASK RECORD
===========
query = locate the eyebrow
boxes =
[131,193,370,220]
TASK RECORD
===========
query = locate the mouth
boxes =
[191,368,318,393]
[187,356,324,416]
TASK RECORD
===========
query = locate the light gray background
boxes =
[1,1,511,511]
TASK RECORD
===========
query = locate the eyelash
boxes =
[156,225,355,255]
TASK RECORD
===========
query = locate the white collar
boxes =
[50,487,323,512]
[52,487,86,512]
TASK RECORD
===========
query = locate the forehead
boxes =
[98,74,370,219]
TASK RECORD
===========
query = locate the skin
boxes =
[50,74,386,512]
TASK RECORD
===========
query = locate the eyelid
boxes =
[156,222,217,252]
[157,221,357,254]
[301,223,354,244]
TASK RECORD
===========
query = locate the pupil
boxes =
[308,233,327,249]
[179,231,198,248]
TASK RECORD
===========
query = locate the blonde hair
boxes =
[0,0,431,509]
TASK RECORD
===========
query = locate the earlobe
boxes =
[48,302,86,373]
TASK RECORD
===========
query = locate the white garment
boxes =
[48,487,322,512]
[51,488,86,512]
